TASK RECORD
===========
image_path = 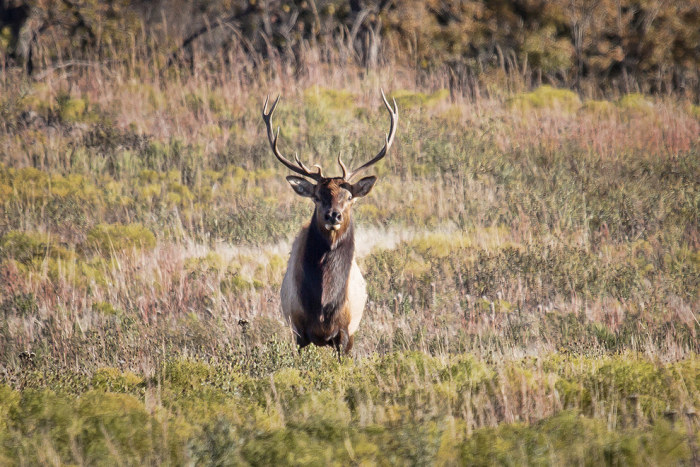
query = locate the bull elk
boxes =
[262,91,398,358]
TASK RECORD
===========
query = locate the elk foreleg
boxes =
[296,333,310,354]
[344,334,355,354]
[333,328,350,362]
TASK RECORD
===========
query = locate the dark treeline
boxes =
[1,0,699,99]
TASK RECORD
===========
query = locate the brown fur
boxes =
[264,91,396,358]
[280,177,376,359]
[280,177,375,358]
[294,210,354,352]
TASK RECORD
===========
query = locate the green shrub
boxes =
[91,367,144,393]
[57,94,88,123]
[7,389,74,459]
[582,99,617,117]
[220,271,264,293]
[617,93,654,115]
[86,223,156,254]
[460,411,690,465]
[585,358,670,414]
[688,104,700,119]
[184,252,226,276]
[388,89,449,109]
[507,85,582,112]
[304,86,355,110]
[75,391,155,463]
[0,231,73,265]
[164,359,216,392]
[1,353,697,465]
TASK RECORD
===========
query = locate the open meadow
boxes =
[1,1,700,464]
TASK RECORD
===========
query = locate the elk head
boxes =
[262,91,398,240]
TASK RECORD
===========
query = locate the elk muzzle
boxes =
[324,209,343,231]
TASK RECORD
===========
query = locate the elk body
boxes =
[262,91,398,357]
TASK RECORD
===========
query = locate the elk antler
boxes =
[340,89,398,181]
[262,95,325,181]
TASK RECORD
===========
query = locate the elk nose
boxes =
[325,210,342,224]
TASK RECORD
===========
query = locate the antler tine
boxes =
[337,155,348,180]
[345,89,398,181]
[262,95,324,181]
[295,153,324,178]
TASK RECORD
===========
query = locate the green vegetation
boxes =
[618,93,656,116]
[508,86,582,112]
[388,89,450,110]
[86,223,156,255]
[1,352,698,464]
[57,94,88,123]
[582,99,617,117]
[0,4,699,462]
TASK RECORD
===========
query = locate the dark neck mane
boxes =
[299,213,355,320]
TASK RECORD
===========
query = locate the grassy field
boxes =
[0,62,699,464]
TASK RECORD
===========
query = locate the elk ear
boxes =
[350,176,377,198]
[286,176,315,198]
